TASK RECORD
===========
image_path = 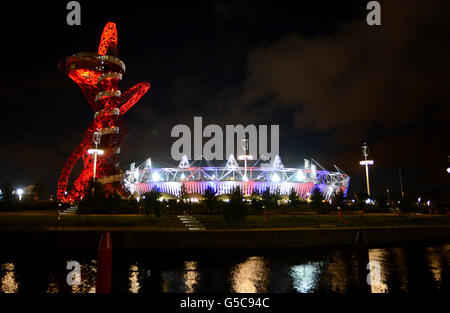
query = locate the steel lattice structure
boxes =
[57,22,150,202]
[125,154,350,201]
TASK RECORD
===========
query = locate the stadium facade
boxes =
[124,153,350,201]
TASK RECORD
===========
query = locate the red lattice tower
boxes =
[57,22,150,202]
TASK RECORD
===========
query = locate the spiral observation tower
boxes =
[57,22,150,202]
[125,154,350,201]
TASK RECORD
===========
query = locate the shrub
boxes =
[223,187,248,224]
[142,189,162,217]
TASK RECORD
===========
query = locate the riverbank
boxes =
[1,212,450,231]
[0,225,449,252]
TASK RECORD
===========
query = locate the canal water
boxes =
[0,243,448,293]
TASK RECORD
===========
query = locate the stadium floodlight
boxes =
[271,173,281,183]
[152,171,161,182]
[360,143,374,196]
[238,134,253,182]
[297,170,305,181]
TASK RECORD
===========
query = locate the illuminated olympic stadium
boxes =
[124,142,350,201]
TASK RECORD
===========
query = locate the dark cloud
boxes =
[237,1,450,133]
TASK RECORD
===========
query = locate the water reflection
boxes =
[129,264,140,293]
[425,247,442,288]
[230,256,270,293]
[184,261,200,293]
[368,249,389,293]
[325,250,355,292]
[1,263,19,293]
[0,243,448,293]
[70,260,96,293]
[161,270,181,293]
[391,247,409,292]
[290,262,321,293]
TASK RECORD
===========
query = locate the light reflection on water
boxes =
[325,250,354,292]
[1,263,19,293]
[425,247,442,288]
[368,249,389,293]
[230,256,270,293]
[129,264,140,293]
[70,260,96,294]
[290,262,321,293]
[0,244,448,293]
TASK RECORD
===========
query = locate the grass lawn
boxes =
[1,213,449,231]
[195,214,450,229]
[0,215,171,231]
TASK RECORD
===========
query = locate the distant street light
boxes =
[399,169,404,198]
[16,188,24,201]
[360,143,374,196]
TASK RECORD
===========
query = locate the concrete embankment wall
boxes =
[0,226,449,251]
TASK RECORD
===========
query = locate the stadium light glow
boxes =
[271,173,281,183]
[365,198,374,205]
[152,172,161,181]
[297,170,305,181]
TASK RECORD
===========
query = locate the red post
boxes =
[96,232,112,293]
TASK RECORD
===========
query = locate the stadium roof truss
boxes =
[124,154,350,200]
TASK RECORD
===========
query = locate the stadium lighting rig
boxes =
[360,143,374,196]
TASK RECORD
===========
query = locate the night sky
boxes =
[1,0,449,201]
